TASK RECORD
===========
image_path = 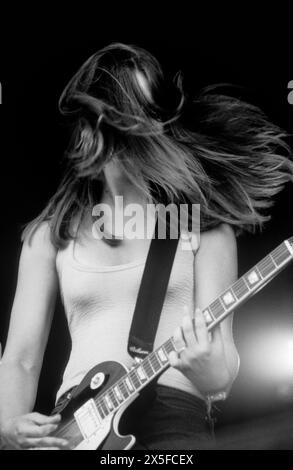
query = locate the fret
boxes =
[269,253,278,268]
[272,243,291,266]
[244,267,262,287]
[149,352,161,372]
[125,376,135,393]
[209,298,226,319]
[257,255,276,278]
[157,347,168,364]
[129,370,141,390]
[272,243,285,255]
[142,359,154,378]
[96,403,105,419]
[99,398,110,416]
[232,277,249,300]
[136,365,147,382]
[104,394,114,411]
[119,380,130,399]
[114,385,123,403]
[164,339,175,355]
[108,389,119,408]
[221,289,237,308]
[255,265,263,279]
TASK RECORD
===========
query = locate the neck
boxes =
[100,159,151,241]
[102,159,146,206]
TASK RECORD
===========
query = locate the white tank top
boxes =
[55,233,200,402]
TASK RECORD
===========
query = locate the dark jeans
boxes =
[130,385,214,450]
[54,385,215,450]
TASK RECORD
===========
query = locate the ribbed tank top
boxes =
[55,234,201,402]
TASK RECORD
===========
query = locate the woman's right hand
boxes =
[0,412,70,450]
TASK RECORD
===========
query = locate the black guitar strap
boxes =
[127,218,180,361]
[51,217,180,417]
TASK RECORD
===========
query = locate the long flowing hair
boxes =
[23,42,293,248]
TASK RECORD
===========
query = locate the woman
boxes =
[0,43,292,450]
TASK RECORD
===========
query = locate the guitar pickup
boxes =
[74,399,102,440]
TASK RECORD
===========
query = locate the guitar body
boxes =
[54,361,139,450]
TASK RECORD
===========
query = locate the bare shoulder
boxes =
[195,225,238,306]
[196,224,238,283]
[22,221,57,263]
[199,223,237,256]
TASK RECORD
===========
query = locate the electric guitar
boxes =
[3,238,293,450]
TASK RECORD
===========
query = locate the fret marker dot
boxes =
[137,366,147,381]
[247,271,259,284]
[125,378,134,392]
[114,386,123,402]
[158,349,168,363]
[222,291,235,306]
[105,395,114,411]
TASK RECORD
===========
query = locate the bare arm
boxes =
[194,223,240,383]
[0,223,68,449]
[169,224,240,395]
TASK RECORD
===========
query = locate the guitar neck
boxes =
[93,237,293,418]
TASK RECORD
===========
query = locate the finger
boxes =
[181,315,197,349]
[168,350,183,369]
[172,326,185,353]
[30,413,61,425]
[22,437,70,449]
[17,422,59,438]
[210,324,224,346]
[194,308,209,347]
[38,424,60,436]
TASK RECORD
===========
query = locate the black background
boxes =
[0,7,293,442]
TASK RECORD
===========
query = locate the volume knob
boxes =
[90,372,105,390]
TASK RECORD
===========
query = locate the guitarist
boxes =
[0,43,292,450]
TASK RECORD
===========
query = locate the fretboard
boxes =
[92,237,293,420]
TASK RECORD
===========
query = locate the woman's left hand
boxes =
[168,307,232,395]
